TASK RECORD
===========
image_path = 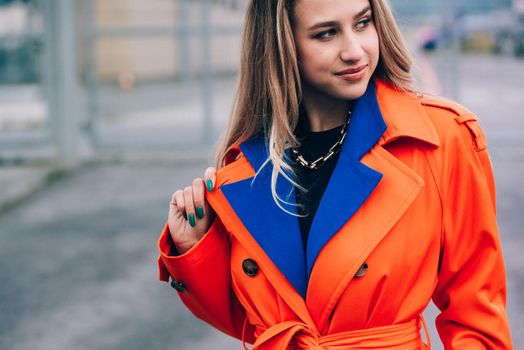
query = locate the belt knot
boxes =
[295,328,326,350]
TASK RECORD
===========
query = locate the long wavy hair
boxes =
[214,0,414,215]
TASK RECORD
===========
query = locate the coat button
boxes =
[355,262,368,277]
[170,279,187,292]
[242,258,259,277]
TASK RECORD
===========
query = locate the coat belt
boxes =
[245,314,431,350]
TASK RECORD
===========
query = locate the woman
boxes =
[157,0,513,348]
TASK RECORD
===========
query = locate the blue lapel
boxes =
[220,82,387,298]
[305,83,386,276]
[220,136,308,296]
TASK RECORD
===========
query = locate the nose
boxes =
[339,32,365,63]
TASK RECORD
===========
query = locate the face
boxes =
[292,0,380,102]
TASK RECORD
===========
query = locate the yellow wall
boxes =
[84,0,243,82]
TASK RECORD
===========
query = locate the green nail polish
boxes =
[206,179,214,192]
[188,214,196,227]
[196,206,204,219]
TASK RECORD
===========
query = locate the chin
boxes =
[304,75,371,102]
[333,80,369,101]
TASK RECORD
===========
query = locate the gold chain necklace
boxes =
[292,111,351,170]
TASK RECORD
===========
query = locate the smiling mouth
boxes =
[335,64,368,81]
[335,65,368,76]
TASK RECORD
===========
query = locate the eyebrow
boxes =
[307,6,372,32]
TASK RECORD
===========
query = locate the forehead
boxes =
[294,0,372,24]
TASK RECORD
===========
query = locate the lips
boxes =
[335,64,368,76]
[335,64,368,81]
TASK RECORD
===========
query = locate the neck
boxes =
[301,85,351,132]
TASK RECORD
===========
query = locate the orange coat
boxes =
[157,80,513,349]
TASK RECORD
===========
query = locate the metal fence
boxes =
[80,0,245,154]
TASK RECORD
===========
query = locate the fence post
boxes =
[84,0,98,150]
[440,0,461,100]
[176,0,191,82]
[47,0,80,168]
[201,0,213,144]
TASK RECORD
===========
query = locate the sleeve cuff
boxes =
[157,218,224,282]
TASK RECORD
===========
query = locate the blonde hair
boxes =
[214,0,414,215]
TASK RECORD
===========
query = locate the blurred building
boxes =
[0,0,520,86]
[390,0,512,15]
[0,0,244,85]
[79,0,243,84]
[0,0,42,84]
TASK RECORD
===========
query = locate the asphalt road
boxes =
[0,53,523,349]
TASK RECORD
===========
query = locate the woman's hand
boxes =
[168,167,217,254]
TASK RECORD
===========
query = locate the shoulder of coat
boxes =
[418,93,475,118]
[417,93,487,151]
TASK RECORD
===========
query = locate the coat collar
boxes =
[208,79,439,328]
[375,80,440,147]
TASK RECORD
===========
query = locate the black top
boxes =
[292,119,345,252]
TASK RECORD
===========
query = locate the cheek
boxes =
[297,42,315,61]
[363,30,380,68]
[295,34,332,66]
[297,44,332,74]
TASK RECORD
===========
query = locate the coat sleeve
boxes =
[431,117,513,349]
[157,217,256,344]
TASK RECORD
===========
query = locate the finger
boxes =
[204,167,217,192]
[192,178,205,219]
[183,186,196,227]
[174,190,186,220]
[169,190,184,218]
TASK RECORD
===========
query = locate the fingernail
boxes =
[188,214,196,227]
[206,179,214,192]
[182,210,187,220]
[196,206,204,219]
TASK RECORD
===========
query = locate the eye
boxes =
[313,29,337,40]
[355,17,372,30]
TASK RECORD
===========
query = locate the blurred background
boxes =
[0,0,522,349]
